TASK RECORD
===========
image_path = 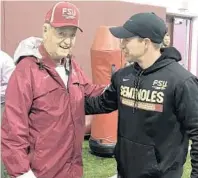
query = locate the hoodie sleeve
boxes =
[1,60,36,178]
[85,72,118,114]
[175,76,198,178]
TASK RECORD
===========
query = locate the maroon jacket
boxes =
[1,46,104,178]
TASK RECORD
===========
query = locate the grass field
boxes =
[3,140,192,178]
[83,140,192,178]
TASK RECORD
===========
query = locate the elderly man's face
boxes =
[43,24,77,60]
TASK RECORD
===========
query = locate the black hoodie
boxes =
[85,47,198,178]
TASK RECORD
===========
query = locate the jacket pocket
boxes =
[115,136,161,178]
[31,135,47,172]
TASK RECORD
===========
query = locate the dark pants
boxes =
[161,167,183,178]
[118,167,183,178]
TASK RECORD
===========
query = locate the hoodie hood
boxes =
[160,47,182,62]
[14,37,43,64]
[133,47,182,75]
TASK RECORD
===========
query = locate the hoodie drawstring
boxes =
[133,70,144,113]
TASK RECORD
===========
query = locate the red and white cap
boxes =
[45,1,83,32]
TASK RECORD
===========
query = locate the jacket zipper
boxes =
[65,60,76,172]
[66,59,71,94]
[67,72,70,93]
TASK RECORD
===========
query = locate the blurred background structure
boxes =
[1,0,197,78]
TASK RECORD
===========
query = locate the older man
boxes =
[1,2,104,178]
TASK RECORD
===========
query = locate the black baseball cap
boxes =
[109,12,167,44]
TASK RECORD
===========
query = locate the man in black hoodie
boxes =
[85,12,198,178]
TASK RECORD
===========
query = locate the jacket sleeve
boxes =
[1,60,36,178]
[175,76,198,178]
[81,73,106,97]
[84,81,106,97]
[85,72,118,115]
[76,65,105,97]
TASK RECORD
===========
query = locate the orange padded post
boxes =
[89,26,125,156]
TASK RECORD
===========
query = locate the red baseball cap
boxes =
[45,1,83,32]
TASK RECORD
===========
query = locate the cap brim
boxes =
[109,26,135,39]
[50,22,83,32]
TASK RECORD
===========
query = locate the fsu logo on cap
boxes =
[62,8,76,19]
